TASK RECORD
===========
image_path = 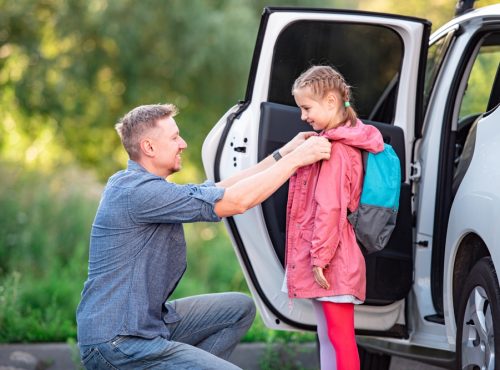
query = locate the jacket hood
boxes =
[321,119,384,153]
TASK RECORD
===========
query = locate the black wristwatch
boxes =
[272,149,282,161]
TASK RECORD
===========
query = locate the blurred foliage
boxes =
[0,163,100,341]
[0,0,257,179]
[459,45,500,118]
[0,0,344,181]
[0,163,316,343]
[359,0,500,30]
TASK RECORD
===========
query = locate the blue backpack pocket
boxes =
[348,144,401,254]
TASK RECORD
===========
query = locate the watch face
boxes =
[273,150,282,161]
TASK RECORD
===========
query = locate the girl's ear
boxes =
[326,92,339,109]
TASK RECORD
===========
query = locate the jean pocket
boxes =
[112,336,170,361]
[111,335,145,356]
[82,346,118,370]
[110,335,128,347]
[81,347,95,364]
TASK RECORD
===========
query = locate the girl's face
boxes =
[293,87,343,131]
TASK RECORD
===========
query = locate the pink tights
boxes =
[313,301,359,370]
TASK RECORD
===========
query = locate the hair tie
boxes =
[344,101,351,108]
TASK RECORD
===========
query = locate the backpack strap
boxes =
[361,150,368,176]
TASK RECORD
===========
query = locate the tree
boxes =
[0,0,259,178]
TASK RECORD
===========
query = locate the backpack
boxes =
[347,143,401,254]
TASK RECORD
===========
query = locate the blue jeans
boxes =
[79,292,255,369]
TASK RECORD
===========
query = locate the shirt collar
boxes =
[127,159,148,173]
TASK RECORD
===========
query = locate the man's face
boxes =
[148,116,187,177]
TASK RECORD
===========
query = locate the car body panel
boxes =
[443,106,500,344]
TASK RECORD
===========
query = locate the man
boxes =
[76,103,331,369]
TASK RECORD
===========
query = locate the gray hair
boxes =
[115,103,178,160]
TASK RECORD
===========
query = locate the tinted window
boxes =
[268,20,403,124]
[424,31,455,114]
[459,35,500,120]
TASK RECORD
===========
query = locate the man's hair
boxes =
[115,103,178,160]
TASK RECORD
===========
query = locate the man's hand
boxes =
[288,136,331,167]
[280,131,318,156]
[214,132,329,218]
[313,266,330,289]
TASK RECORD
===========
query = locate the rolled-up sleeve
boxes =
[129,178,225,224]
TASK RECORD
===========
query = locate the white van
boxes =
[202,4,500,369]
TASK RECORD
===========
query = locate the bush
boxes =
[0,162,314,344]
[0,163,99,342]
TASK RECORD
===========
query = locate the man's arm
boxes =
[214,135,331,218]
[216,131,317,189]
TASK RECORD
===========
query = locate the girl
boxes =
[283,65,384,370]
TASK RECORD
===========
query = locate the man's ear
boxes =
[140,138,155,158]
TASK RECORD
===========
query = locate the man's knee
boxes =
[231,292,256,323]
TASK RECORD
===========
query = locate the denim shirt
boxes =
[76,160,224,345]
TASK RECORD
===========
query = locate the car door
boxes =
[202,7,430,335]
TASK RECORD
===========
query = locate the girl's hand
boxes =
[280,131,318,156]
[313,266,330,289]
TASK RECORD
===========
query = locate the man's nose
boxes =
[180,138,187,149]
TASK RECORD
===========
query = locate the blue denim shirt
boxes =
[76,160,224,345]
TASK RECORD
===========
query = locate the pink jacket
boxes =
[285,120,384,301]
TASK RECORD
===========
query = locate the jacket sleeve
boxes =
[310,143,351,268]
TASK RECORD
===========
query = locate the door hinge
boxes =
[409,161,422,181]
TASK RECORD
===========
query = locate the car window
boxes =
[267,20,404,124]
[424,30,456,114]
[459,33,500,120]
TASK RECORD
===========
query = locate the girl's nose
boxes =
[301,111,307,121]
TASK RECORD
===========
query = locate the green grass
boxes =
[0,162,314,344]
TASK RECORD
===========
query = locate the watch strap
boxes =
[272,149,282,161]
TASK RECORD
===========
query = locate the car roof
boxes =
[432,4,500,40]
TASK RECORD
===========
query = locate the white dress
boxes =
[281,269,363,304]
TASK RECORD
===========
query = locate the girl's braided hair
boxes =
[292,65,358,127]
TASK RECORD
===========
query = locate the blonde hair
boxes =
[292,65,358,127]
[115,103,178,160]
